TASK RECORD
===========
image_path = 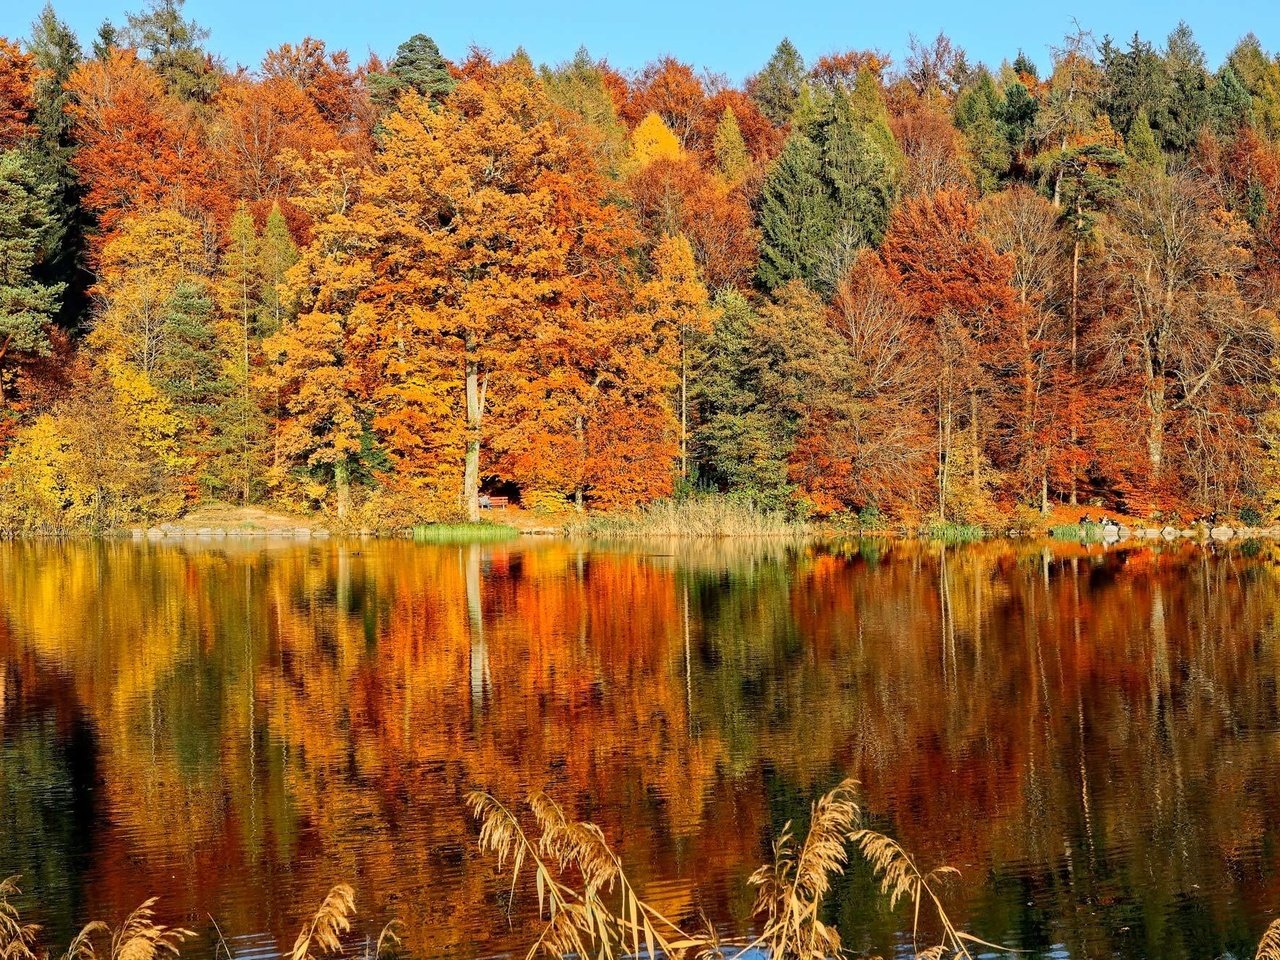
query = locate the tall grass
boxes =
[1049,522,1104,542]
[0,877,397,960]
[411,522,518,543]
[469,779,1001,960]
[922,523,986,543]
[574,496,805,539]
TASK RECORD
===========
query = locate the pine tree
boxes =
[751,39,805,124]
[1208,64,1254,134]
[371,34,454,106]
[26,3,85,328]
[712,106,749,183]
[758,91,895,290]
[955,73,1011,193]
[1160,22,1210,154]
[757,134,833,289]
[692,288,793,507]
[124,0,217,102]
[0,150,63,396]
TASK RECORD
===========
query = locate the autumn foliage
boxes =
[3,7,1280,529]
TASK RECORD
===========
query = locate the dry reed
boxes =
[466,790,713,960]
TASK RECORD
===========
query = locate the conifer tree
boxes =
[712,107,749,184]
[371,34,454,106]
[123,0,218,102]
[258,203,297,337]
[1126,109,1163,171]
[0,150,63,397]
[26,3,85,328]
[750,39,805,124]
[758,90,896,289]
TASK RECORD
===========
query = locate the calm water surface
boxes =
[1,537,1279,960]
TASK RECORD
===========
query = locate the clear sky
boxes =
[1,0,1277,82]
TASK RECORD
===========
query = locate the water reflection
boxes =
[1,538,1278,960]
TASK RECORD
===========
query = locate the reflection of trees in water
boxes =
[0,539,1278,959]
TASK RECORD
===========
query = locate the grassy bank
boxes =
[572,496,805,538]
[411,522,519,543]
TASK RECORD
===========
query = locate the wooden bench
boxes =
[481,495,510,509]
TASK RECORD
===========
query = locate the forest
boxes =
[2,1,1280,530]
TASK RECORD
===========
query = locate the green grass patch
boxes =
[1049,522,1104,542]
[923,522,986,543]
[411,522,519,543]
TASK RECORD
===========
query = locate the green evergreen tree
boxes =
[955,72,1011,193]
[751,38,805,124]
[712,106,750,182]
[91,20,119,59]
[154,281,243,499]
[691,289,793,507]
[999,78,1038,152]
[1126,109,1164,171]
[1100,33,1171,142]
[371,33,455,106]
[1208,64,1255,134]
[541,48,629,177]
[27,3,86,329]
[258,204,297,337]
[758,91,896,290]
[1160,22,1210,154]
[0,150,63,396]
[124,0,218,102]
[758,134,831,290]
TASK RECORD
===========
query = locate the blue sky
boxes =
[1,0,1277,82]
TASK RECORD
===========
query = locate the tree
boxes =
[880,190,1025,520]
[631,112,682,166]
[216,203,264,501]
[369,34,454,106]
[635,233,716,480]
[123,0,218,102]
[89,208,206,377]
[750,39,805,124]
[67,48,219,253]
[27,4,86,327]
[712,107,749,184]
[258,203,297,336]
[541,48,630,177]
[1227,35,1280,141]
[1099,172,1274,507]
[0,37,35,149]
[0,150,63,397]
[758,90,896,289]
[1160,22,1210,154]
[691,289,792,506]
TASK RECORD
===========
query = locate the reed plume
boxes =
[1257,919,1280,960]
[853,830,1003,959]
[467,790,712,960]
[0,877,39,960]
[290,885,356,960]
[746,778,862,960]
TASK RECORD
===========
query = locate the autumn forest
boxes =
[2,1,1280,530]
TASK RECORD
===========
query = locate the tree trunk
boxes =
[334,458,350,523]
[464,347,484,522]
[680,327,688,480]
[1069,229,1081,506]
[1147,379,1165,480]
[970,389,980,496]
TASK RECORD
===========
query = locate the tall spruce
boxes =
[758,88,895,290]
[26,3,86,329]
[0,150,63,396]
[751,39,805,124]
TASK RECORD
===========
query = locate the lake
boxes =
[1,537,1278,960]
